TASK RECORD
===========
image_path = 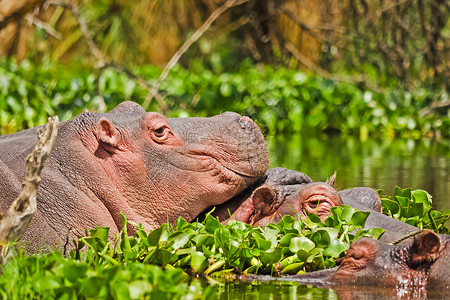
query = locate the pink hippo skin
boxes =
[202,168,418,243]
[287,230,450,293]
[0,101,269,250]
[205,168,342,225]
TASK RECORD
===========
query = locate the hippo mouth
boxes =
[180,149,266,179]
[167,112,269,181]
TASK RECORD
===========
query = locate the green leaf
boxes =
[394,186,412,199]
[167,232,190,250]
[148,225,167,246]
[260,247,283,265]
[289,236,315,253]
[281,262,305,275]
[63,264,88,283]
[350,211,370,227]
[341,205,356,223]
[191,251,208,274]
[128,281,150,299]
[323,238,349,257]
[382,199,400,215]
[412,190,432,210]
[80,276,104,298]
[310,230,331,248]
[253,235,272,251]
[204,214,221,234]
[204,260,225,275]
[279,233,298,247]
[192,234,214,249]
[395,196,410,208]
[214,228,231,250]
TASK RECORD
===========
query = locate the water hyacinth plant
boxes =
[380,186,450,234]
[69,206,382,279]
[0,187,448,299]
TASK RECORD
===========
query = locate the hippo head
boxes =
[84,101,269,226]
[208,168,342,225]
[249,180,342,226]
[327,230,443,288]
[290,230,449,292]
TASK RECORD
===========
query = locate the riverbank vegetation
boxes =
[0,0,448,298]
[0,188,448,298]
[1,58,448,139]
[0,0,448,139]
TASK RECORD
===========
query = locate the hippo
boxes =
[207,168,341,225]
[0,101,269,249]
[202,168,418,243]
[284,230,450,292]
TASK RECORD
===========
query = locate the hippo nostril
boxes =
[237,117,252,131]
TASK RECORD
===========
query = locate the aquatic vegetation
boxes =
[0,187,447,298]
[380,187,450,234]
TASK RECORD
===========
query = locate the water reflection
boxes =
[216,280,338,300]
[211,135,449,299]
[213,279,447,299]
[216,279,449,300]
[267,135,450,211]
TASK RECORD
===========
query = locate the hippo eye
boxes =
[308,200,320,209]
[153,126,167,138]
[351,249,365,260]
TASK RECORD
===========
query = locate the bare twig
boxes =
[24,13,62,39]
[0,0,46,30]
[0,116,58,264]
[142,0,250,110]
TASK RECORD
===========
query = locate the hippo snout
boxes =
[217,112,260,133]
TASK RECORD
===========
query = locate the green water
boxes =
[267,134,450,211]
[214,135,449,299]
[214,279,444,299]
[216,280,338,299]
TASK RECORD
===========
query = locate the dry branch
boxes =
[24,13,62,40]
[0,116,58,264]
[142,0,250,110]
[0,0,46,30]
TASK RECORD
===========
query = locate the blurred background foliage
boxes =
[0,0,449,139]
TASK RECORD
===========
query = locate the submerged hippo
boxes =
[207,168,341,225]
[205,168,381,222]
[0,101,269,249]
[286,230,450,291]
[203,168,417,242]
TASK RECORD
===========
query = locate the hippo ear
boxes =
[410,230,442,266]
[252,186,277,215]
[98,118,121,149]
[326,172,337,187]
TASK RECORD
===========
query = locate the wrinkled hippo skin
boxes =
[204,168,341,225]
[204,168,379,223]
[203,168,418,243]
[0,101,269,249]
[288,230,450,291]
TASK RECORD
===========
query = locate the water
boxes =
[267,134,450,211]
[216,280,338,299]
[213,135,450,299]
[214,279,445,299]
